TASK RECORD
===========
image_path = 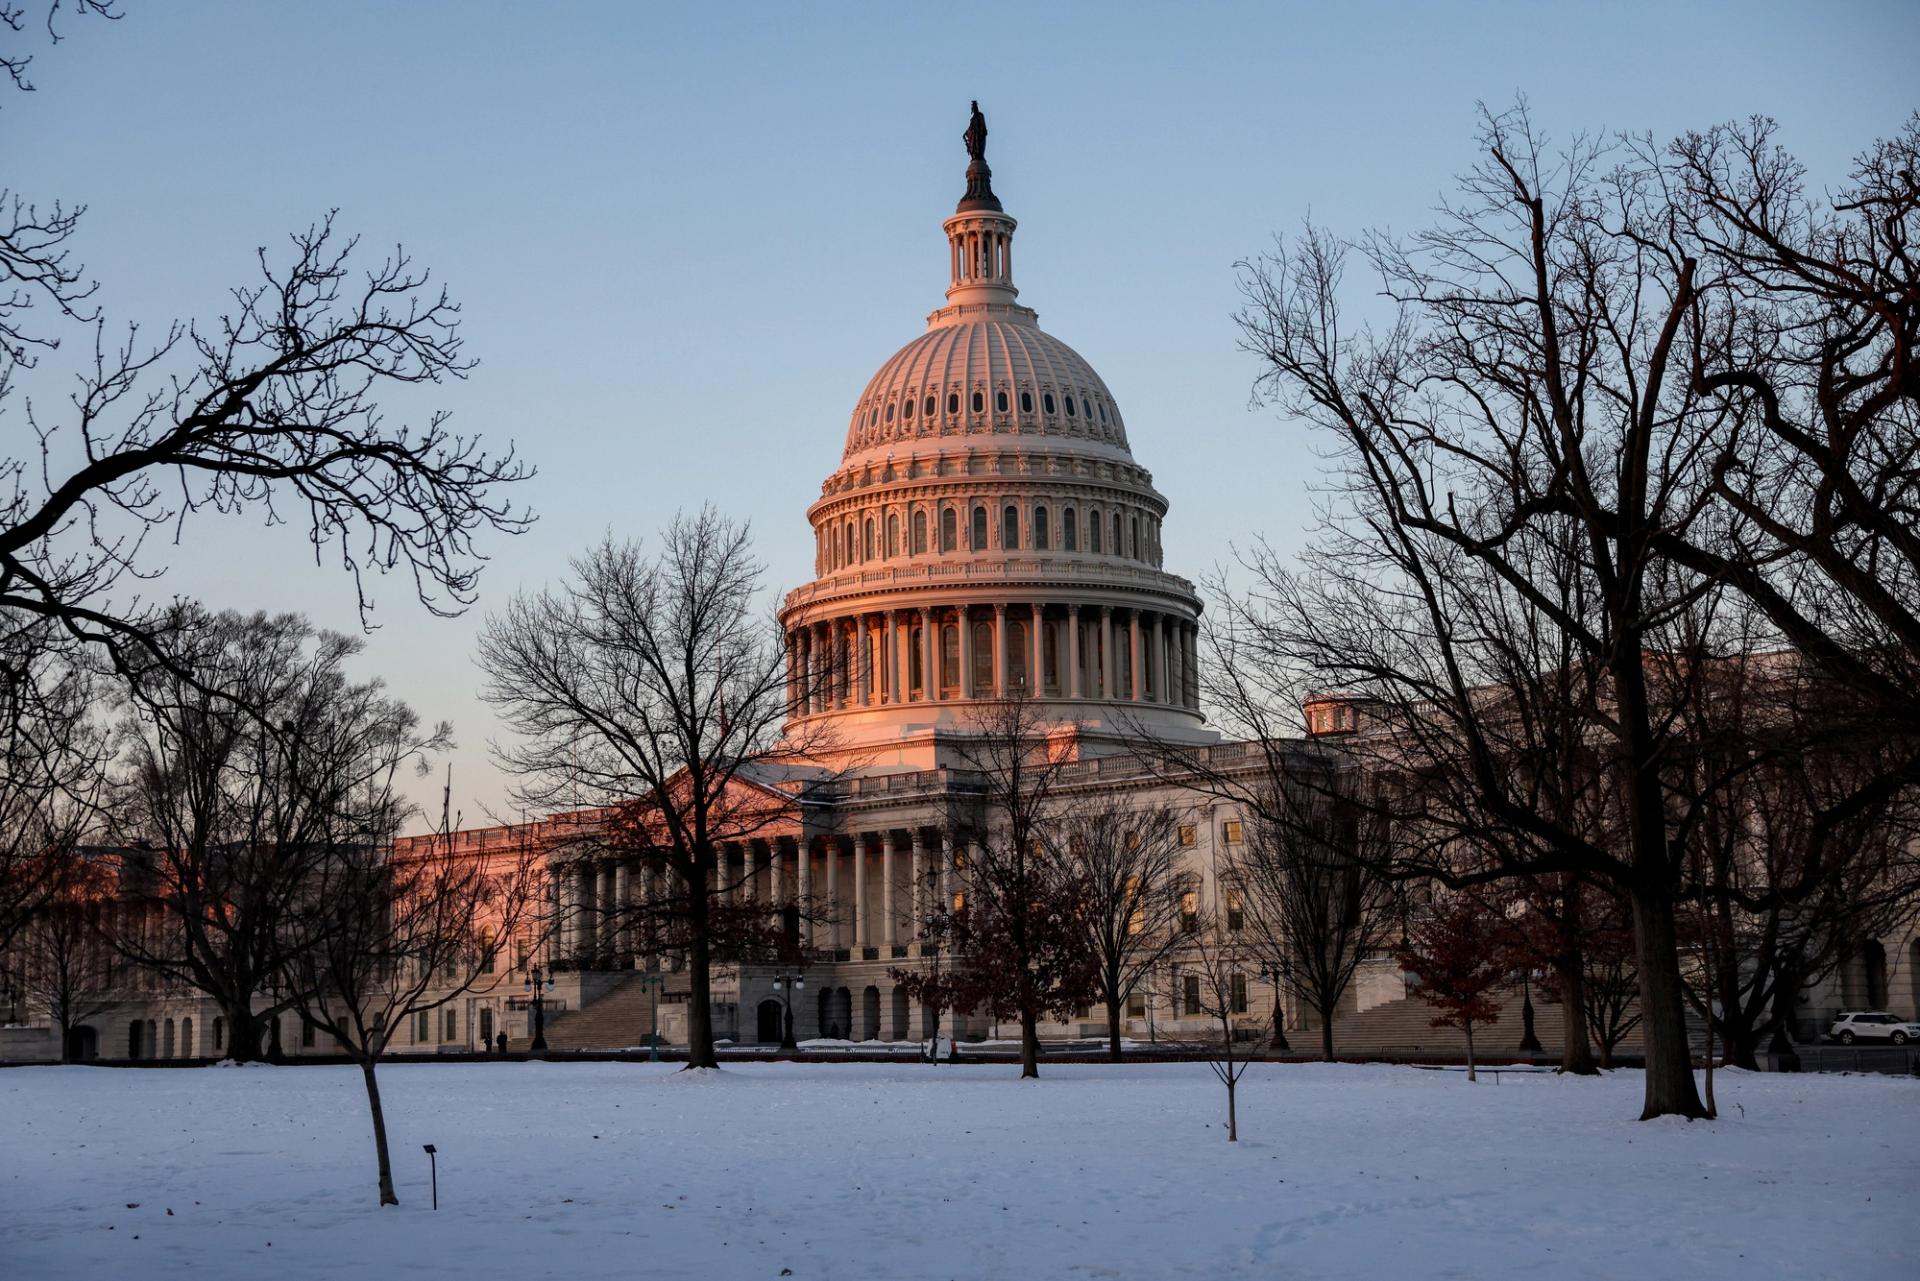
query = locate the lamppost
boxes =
[770,970,805,1051]
[1258,962,1293,1052]
[636,970,666,1061]
[524,965,555,1052]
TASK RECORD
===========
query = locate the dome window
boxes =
[948,393,960,415]
[912,509,928,555]
[1098,401,1108,424]
[885,403,895,423]
[971,505,988,550]
[1043,393,1056,415]
[971,390,984,414]
[1082,398,1092,419]
[940,507,957,552]
[887,513,900,557]
[996,390,1009,413]
[1063,507,1078,551]
[902,398,913,421]
[925,395,936,418]
[1064,396,1076,418]
[1034,506,1050,550]
[1003,504,1020,550]
[1021,390,1034,414]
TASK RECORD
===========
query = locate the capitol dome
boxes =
[780,103,1212,768]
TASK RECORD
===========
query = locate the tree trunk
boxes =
[1019,1007,1039,1079]
[224,1000,267,1063]
[1554,951,1599,1075]
[1106,994,1123,1063]
[684,878,718,1070]
[359,1059,398,1206]
[1317,1002,1336,1062]
[1464,1021,1476,1082]
[1628,883,1709,1120]
[1226,1075,1238,1142]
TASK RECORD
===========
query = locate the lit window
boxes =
[1224,820,1243,844]
[1178,824,1197,847]
[952,891,966,912]
[1181,891,1198,932]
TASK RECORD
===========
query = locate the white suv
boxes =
[1827,1011,1920,1045]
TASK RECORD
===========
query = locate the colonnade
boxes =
[786,602,1199,716]
[550,827,978,967]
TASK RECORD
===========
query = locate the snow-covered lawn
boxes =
[1,1061,1914,1279]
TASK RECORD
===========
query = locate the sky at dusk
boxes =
[9,1,1915,831]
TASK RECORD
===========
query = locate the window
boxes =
[416,1011,430,1043]
[1003,505,1019,550]
[1021,390,1034,413]
[1098,401,1108,424]
[972,621,994,692]
[996,390,1008,413]
[1184,974,1202,1016]
[1063,507,1077,550]
[1230,974,1249,1015]
[1112,513,1122,554]
[302,1019,316,1048]
[925,395,936,417]
[1090,510,1103,553]
[1181,890,1199,933]
[1042,620,1058,691]
[443,1007,458,1042]
[912,510,928,554]
[1127,990,1146,1017]
[481,929,496,973]
[864,518,875,560]
[212,1016,225,1051]
[908,622,924,696]
[948,392,960,415]
[902,396,914,420]
[941,624,960,690]
[845,520,856,564]
[1224,820,1244,844]
[1034,506,1050,550]
[1178,824,1197,847]
[885,402,895,423]
[1131,515,1140,559]
[1082,397,1092,419]
[940,507,957,552]
[1008,620,1030,690]
[971,505,987,550]
[1043,392,1056,415]
[1064,394,1076,417]
[1226,888,1244,931]
[971,390,984,413]
[887,513,900,557]
[952,891,966,912]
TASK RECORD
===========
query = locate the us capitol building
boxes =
[4,107,1905,1063]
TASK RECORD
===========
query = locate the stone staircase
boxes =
[1313,988,1644,1059]
[514,974,663,1052]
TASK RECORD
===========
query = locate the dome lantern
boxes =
[944,101,1018,308]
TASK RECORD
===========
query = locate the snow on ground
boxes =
[1,1061,1914,1280]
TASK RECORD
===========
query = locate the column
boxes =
[796,628,810,715]
[993,602,1009,696]
[856,615,872,706]
[613,860,632,960]
[940,832,956,913]
[884,610,900,704]
[852,835,869,952]
[910,828,927,935]
[1128,609,1144,702]
[1067,603,1082,698]
[1186,623,1201,708]
[825,837,840,950]
[576,863,597,961]
[1029,604,1044,696]
[1097,606,1113,699]
[739,843,755,907]
[957,606,974,698]
[798,838,813,948]
[920,607,937,701]
[1147,613,1163,702]
[881,830,897,948]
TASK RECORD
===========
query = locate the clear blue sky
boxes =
[9,1,1915,830]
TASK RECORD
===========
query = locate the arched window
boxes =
[925,395,936,417]
[864,518,875,560]
[1112,513,1123,556]
[845,520,856,564]
[971,390,984,413]
[972,621,994,692]
[996,390,1008,413]
[1090,509,1103,553]
[1082,397,1092,419]
[941,624,960,690]
[180,1017,193,1058]
[886,402,895,423]
[908,622,924,697]
[1130,514,1140,559]
[1063,507,1078,550]
[947,392,960,415]
[902,397,914,421]
[912,509,928,554]
[887,513,900,557]
[213,1016,224,1052]
[164,1018,175,1059]
[1002,505,1020,550]
[971,505,988,550]
[1043,392,1057,415]
[1021,390,1034,413]
[1098,401,1108,423]
[1009,621,1030,690]
[940,507,957,552]
[1042,622,1059,692]
[1034,505,1050,550]
[1064,395,1076,418]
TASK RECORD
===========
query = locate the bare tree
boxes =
[284,782,538,1206]
[1177,890,1268,1141]
[478,510,838,1070]
[111,610,446,1061]
[1062,800,1188,1061]
[2,848,116,1058]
